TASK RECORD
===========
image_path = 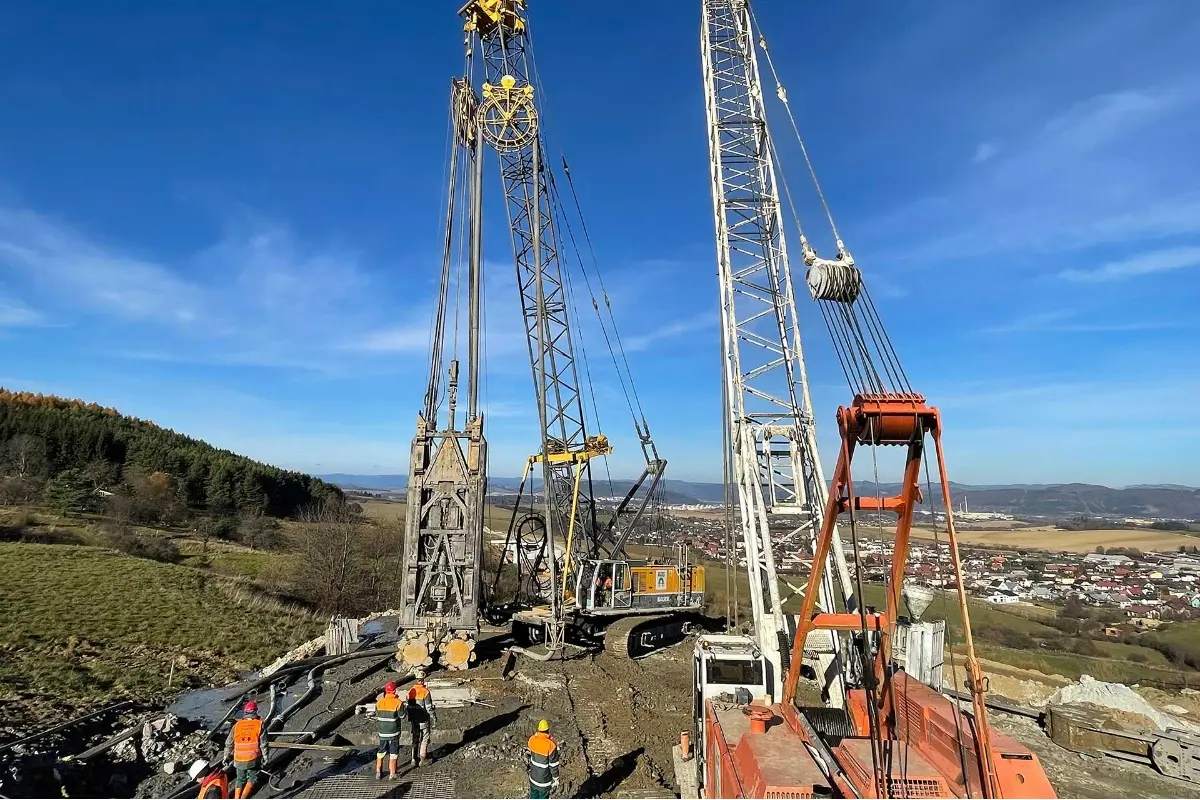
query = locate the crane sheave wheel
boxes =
[479,77,539,152]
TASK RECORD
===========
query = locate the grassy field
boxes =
[970,643,1199,687]
[358,498,513,531]
[1144,620,1200,667]
[0,542,321,727]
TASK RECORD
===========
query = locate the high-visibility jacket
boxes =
[526,732,560,789]
[376,693,402,739]
[406,683,436,726]
[230,718,264,764]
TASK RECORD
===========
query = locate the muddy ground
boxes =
[12,626,1200,798]
[263,643,693,798]
[249,638,1200,799]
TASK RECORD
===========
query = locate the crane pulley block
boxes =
[841,391,934,446]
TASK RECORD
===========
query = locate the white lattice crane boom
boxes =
[700,0,855,702]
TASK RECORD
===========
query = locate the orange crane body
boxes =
[703,679,1055,798]
[698,394,1057,798]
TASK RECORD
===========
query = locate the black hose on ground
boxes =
[167,646,399,797]
[0,701,136,754]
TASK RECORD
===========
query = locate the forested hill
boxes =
[0,389,341,518]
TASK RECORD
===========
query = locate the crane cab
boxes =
[688,635,782,799]
[691,635,771,722]
[573,557,705,615]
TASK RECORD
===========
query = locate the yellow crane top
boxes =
[459,0,526,36]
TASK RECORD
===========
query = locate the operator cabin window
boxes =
[706,659,764,686]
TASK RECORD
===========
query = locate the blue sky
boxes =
[1,1,1198,487]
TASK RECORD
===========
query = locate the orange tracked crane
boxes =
[687,1,1059,797]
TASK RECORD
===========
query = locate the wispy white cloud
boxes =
[480,400,527,419]
[1039,89,1177,150]
[870,77,1200,268]
[978,309,1180,334]
[0,203,445,373]
[623,313,711,352]
[0,207,204,323]
[971,141,1000,164]
[351,323,430,354]
[931,375,1200,433]
[0,297,44,327]
[1058,245,1200,283]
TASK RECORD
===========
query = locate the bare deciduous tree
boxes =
[290,502,404,615]
[1,434,48,479]
[238,511,282,551]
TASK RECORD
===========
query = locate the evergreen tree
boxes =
[0,388,341,518]
[43,469,91,515]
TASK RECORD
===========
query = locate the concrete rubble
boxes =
[513,670,565,691]
[1047,675,1200,733]
[259,634,326,678]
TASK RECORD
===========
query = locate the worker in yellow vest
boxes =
[406,669,437,766]
[224,701,268,799]
[375,681,402,780]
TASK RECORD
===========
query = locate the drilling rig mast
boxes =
[397,78,487,671]
[457,0,704,659]
[459,0,598,654]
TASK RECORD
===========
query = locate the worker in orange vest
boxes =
[526,719,560,798]
[405,669,437,766]
[224,701,268,799]
[375,681,402,780]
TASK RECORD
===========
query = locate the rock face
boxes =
[1047,675,1198,733]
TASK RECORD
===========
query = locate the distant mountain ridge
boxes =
[321,473,1200,519]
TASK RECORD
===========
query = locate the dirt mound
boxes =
[943,658,1065,707]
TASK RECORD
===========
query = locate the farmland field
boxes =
[359,498,515,531]
[907,525,1199,553]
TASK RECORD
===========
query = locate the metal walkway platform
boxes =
[294,771,455,799]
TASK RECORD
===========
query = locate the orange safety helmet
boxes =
[384,681,397,694]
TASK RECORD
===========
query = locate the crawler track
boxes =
[603,613,705,660]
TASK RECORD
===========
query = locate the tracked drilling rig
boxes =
[400,0,706,670]
[686,1,1058,797]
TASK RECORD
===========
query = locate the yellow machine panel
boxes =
[631,564,705,596]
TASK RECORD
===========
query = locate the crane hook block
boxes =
[806,261,862,304]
